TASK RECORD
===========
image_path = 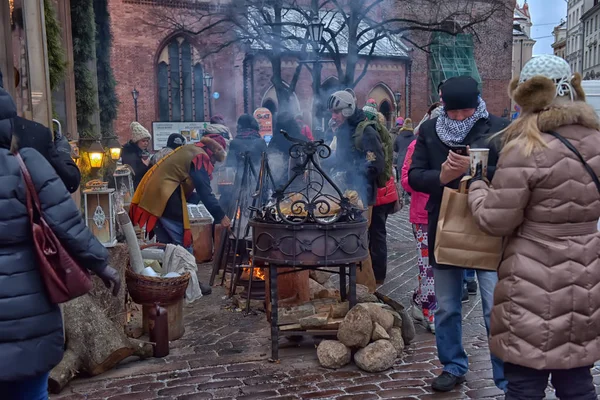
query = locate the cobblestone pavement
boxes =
[52,209,600,400]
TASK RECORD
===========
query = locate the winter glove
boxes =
[54,134,72,157]
[95,266,122,296]
[468,162,489,188]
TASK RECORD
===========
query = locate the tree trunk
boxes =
[48,294,153,394]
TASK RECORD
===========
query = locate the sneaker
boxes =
[432,371,466,392]
[411,301,425,322]
[427,321,435,334]
[461,285,469,303]
[423,309,435,334]
[467,279,478,295]
[199,282,212,295]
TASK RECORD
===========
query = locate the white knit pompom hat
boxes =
[130,122,151,143]
[509,54,585,113]
[519,55,574,99]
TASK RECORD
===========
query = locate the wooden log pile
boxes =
[48,243,152,394]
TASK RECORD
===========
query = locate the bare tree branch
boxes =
[143,0,509,113]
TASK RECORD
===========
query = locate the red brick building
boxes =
[108,0,514,146]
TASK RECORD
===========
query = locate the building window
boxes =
[156,36,205,122]
[428,33,481,103]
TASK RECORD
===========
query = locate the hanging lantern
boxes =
[113,165,135,208]
[107,138,122,161]
[87,141,105,169]
[308,16,324,45]
[83,182,117,247]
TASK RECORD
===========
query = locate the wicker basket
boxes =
[126,243,191,305]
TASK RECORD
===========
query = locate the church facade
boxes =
[108,0,514,143]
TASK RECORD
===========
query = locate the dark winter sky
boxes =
[527,0,567,55]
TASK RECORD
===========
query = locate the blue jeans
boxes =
[155,217,193,254]
[0,372,49,400]
[433,267,507,392]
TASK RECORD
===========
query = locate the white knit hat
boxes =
[130,122,151,143]
[509,54,586,112]
[519,55,574,99]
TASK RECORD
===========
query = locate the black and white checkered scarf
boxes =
[435,98,489,147]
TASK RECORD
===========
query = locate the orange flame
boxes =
[242,259,265,281]
[236,207,241,220]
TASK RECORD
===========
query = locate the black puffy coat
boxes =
[225,131,267,173]
[0,87,109,381]
[328,109,385,206]
[12,116,81,193]
[122,141,150,189]
[408,114,508,269]
[393,129,415,167]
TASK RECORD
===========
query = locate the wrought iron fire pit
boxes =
[250,131,369,361]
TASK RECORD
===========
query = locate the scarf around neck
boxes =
[435,99,489,147]
[237,128,261,139]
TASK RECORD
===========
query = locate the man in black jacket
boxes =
[0,68,81,193]
[327,90,385,293]
[408,76,509,393]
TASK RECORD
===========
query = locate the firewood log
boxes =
[117,211,144,274]
[48,294,152,394]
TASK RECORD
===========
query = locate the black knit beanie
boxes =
[440,76,479,111]
[166,133,186,149]
[237,114,259,132]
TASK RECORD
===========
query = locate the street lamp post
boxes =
[394,92,402,118]
[204,72,214,119]
[308,14,324,132]
[131,87,139,122]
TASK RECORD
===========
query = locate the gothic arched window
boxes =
[157,36,205,122]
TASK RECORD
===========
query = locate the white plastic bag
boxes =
[163,244,203,303]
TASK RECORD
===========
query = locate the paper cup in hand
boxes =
[469,148,490,177]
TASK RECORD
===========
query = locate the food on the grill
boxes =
[279,190,363,217]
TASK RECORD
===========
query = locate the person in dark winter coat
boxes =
[408,76,509,393]
[0,67,80,193]
[328,91,385,207]
[122,122,152,189]
[150,133,186,166]
[225,114,266,172]
[267,112,304,188]
[393,118,415,168]
[327,89,385,294]
[0,86,120,396]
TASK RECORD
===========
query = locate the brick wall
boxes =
[108,0,514,142]
[400,0,515,120]
[108,0,241,142]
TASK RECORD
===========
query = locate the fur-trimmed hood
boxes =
[537,101,600,133]
[198,135,226,162]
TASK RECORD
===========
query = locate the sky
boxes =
[527,0,568,55]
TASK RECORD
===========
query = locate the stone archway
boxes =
[260,84,301,116]
[262,99,277,115]
[380,100,393,129]
[368,83,396,128]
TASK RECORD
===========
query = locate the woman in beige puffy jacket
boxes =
[468,55,600,399]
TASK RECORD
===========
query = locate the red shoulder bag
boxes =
[15,153,93,304]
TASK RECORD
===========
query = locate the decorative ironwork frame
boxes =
[255,131,365,225]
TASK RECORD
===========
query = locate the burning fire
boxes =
[241,259,265,281]
[236,207,241,220]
